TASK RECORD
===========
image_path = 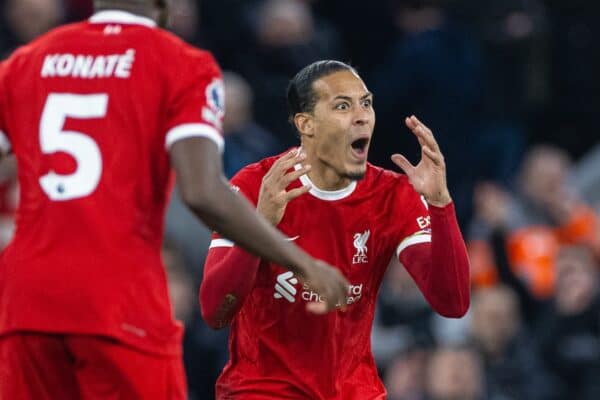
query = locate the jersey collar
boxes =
[294,163,357,201]
[89,10,157,28]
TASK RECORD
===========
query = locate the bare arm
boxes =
[169,137,348,313]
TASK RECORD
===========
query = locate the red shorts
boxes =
[0,332,187,400]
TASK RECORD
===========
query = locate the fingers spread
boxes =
[285,185,311,201]
[272,149,305,175]
[405,115,440,153]
[422,145,443,166]
[282,164,311,186]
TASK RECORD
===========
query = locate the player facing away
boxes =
[0,2,350,399]
[200,60,471,399]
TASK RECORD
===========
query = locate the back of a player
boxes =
[0,10,223,399]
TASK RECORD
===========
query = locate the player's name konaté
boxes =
[40,49,135,79]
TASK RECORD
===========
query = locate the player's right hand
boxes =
[258,149,312,226]
[298,259,349,314]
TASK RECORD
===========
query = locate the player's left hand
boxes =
[391,115,452,207]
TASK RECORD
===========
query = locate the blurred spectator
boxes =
[538,1,600,159]
[469,145,600,306]
[372,258,434,369]
[470,286,552,399]
[1,0,65,57]
[571,143,600,210]
[0,156,17,250]
[536,245,600,400]
[163,239,196,324]
[222,71,283,178]
[5,1,600,398]
[425,346,485,400]
[197,0,259,66]
[457,0,548,119]
[368,0,524,226]
[62,0,93,22]
[384,346,430,400]
[167,0,201,44]
[234,0,343,147]
[163,238,228,400]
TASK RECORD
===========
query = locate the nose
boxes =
[353,106,371,126]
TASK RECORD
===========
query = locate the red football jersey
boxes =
[0,11,224,355]
[210,152,431,399]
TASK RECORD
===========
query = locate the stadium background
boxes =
[2,0,600,398]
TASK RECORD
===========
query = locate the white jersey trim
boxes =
[89,10,157,27]
[294,163,356,201]
[165,123,224,153]
[0,130,11,155]
[396,231,432,257]
[209,238,234,248]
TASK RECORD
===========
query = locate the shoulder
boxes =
[154,31,219,71]
[362,163,423,204]
[2,23,79,67]
[363,163,411,189]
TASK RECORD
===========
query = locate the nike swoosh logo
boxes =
[285,235,300,241]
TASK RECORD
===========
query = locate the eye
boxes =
[335,102,350,110]
[362,99,372,108]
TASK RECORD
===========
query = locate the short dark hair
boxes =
[286,60,357,124]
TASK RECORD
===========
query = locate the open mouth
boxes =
[351,138,369,158]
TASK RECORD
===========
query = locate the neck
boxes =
[94,1,154,19]
[302,145,353,191]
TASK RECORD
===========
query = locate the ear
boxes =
[294,113,315,139]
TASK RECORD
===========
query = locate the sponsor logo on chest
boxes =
[273,271,364,306]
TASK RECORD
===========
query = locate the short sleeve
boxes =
[164,48,224,153]
[395,188,432,258]
[0,61,11,155]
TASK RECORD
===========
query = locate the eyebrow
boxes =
[331,92,374,102]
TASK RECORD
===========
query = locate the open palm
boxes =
[391,116,451,207]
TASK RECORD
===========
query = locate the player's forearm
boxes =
[200,246,261,329]
[429,203,470,316]
[400,203,470,317]
[187,177,311,275]
[172,138,311,275]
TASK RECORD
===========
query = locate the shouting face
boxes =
[297,70,375,188]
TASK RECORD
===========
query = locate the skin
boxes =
[258,69,452,233]
[3,0,350,314]
[94,0,168,27]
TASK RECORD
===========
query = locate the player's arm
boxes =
[391,116,470,317]
[200,240,261,328]
[397,203,470,318]
[170,138,348,318]
[199,150,312,328]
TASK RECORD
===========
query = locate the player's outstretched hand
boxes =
[258,149,312,226]
[391,115,452,207]
[297,259,349,314]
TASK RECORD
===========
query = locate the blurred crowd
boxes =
[2,0,600,399]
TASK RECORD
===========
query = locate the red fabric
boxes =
[200,246,261,328]
[0,14,223,355]
[199,151,470,399]
[399,202,471,318]
[0,332,186,399]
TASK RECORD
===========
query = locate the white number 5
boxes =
[39,93,107,201]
